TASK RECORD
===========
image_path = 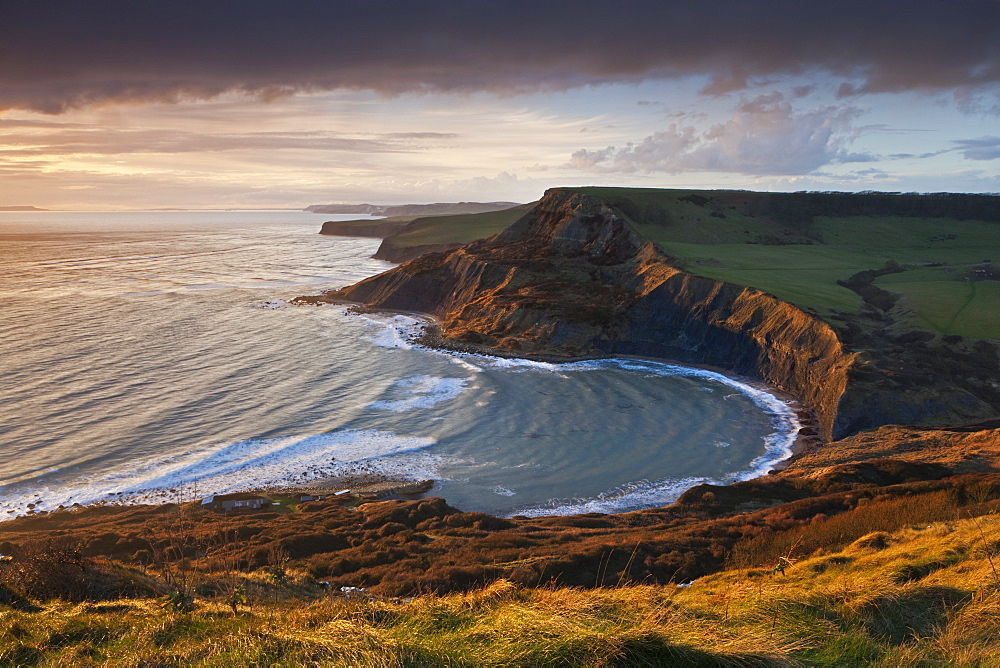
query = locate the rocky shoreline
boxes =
[254,473,434,500]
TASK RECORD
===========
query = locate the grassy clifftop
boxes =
[317,188,1000,339]
[311,187,1000,434]
[571,188,1000,434]
[372,204,532,262]
[573,187,1000,339]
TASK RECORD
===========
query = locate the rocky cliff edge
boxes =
[306,189,860,440]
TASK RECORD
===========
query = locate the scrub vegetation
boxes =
[2,421,999,665]
[1,509,999,666]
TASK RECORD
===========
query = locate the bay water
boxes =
[0,210,798,518]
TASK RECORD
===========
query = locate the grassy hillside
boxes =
[372,204,533,262]
[384,205,532,249]
[1,422,997,665]
[573,188,1000,339]
[2,511,998,666]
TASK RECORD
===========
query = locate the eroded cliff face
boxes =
[319,189,855,440]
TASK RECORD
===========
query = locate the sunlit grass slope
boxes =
[3,512,999,666]
[571,187,1000,338]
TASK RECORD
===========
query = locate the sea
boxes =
[0,210,800,519]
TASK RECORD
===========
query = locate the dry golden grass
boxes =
[1,512,999,666]
[785,425,1000,474]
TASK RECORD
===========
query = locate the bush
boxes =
[0,540,158,603]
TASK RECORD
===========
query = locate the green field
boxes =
[648,241,874,314]
[572,188,1000,339]
[876,273,1000,337]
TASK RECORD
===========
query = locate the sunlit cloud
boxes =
[568,95,873,175]
[0,128,457,158]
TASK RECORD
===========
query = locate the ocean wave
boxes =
[507,477,713,517]
[118,290,167,297]
[561,357,802,475]
[0,429,438,519]
[368,375,471,412]
[481,358,801,517]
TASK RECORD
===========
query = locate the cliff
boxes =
[312,190,850,439]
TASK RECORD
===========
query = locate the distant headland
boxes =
[305,201,519,216]
[0,205,48,211]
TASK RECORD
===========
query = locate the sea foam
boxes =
[509,477,713,517]
[353,312,802,517]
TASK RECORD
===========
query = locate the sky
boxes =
[2,0,1000,210]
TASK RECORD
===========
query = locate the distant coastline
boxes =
[0,205,48,211]
[305,201,518,216]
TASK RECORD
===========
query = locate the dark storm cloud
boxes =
[2,0,998,113]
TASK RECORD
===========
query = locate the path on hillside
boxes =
[943,281,977,334]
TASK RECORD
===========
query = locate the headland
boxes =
[302,187,1000,441]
